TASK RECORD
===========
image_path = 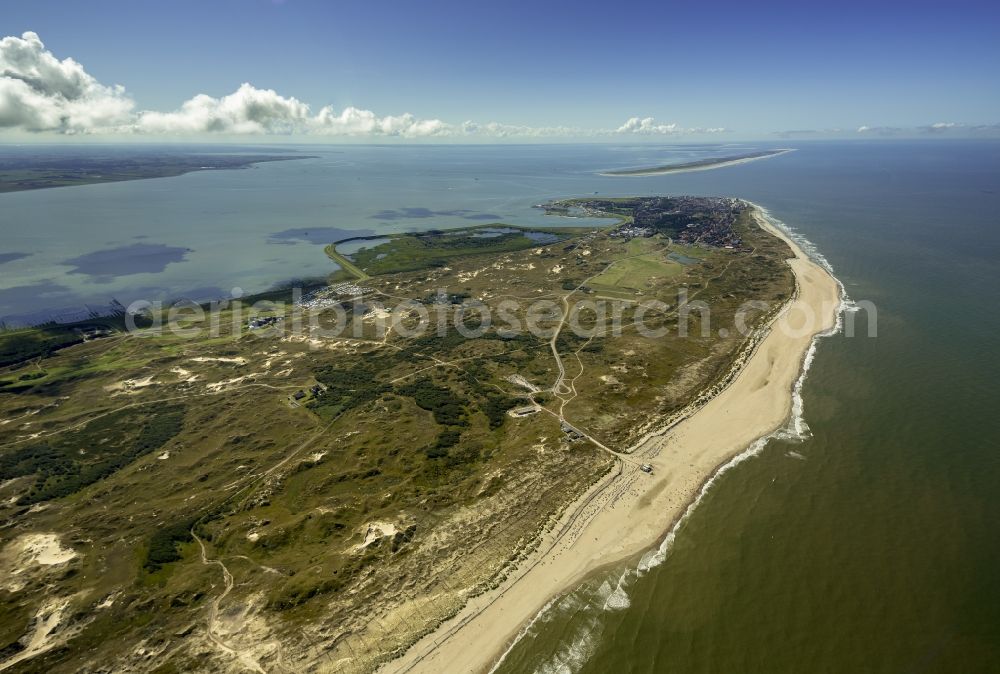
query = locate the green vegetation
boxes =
[589,251,682,291]
[0,316,123,368]
[322,242,370,280]
[0,196,795,673]
[0,405,185,505]
[396,377,467,426]
[326,225,586,278]
[308,362,390,418]
[0,153,316,193]
[144,518,197,571]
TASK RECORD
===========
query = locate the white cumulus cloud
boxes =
[617,117,679,134]
[137,83,311,134]
[0,32,737,140]
[0,31,134,132]
[139,86,454,137]
[616,116,726,135]
[313,106,452,137]
[0,32,454,138]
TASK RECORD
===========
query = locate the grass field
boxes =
[589,252,682,290]
[587,238,685,292]
[323,242,370,279]
[0,203,796,673]
[327,225,591,278]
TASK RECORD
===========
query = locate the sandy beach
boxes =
[599,149,794,176]
[380,208,842,674]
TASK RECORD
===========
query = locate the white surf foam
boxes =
[489,203,849,673]
[748,201,852,445]
[599,570,633,611]
[637,205,849,573]
[637,434,772,572]
[487,592,593,674]
[534,615,601,674]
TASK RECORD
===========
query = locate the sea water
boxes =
[3,140,999,672]
[493,140,1000,673]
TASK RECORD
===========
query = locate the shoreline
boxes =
[0,154,317,194]
[598,149,794,177]
[380,205,843,674]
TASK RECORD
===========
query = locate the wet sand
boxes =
[382,208,842,674]
[599,149,793,176]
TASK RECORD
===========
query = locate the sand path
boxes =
[381,210,842,674]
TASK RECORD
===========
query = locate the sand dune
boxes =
[382,209,842,674]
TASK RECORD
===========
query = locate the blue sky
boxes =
[1,0,998,140]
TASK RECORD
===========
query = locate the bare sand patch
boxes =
[1,533,76,593]
[385,208,842,674]
[350,521,400,553]
[189,356,247,365]
[170,366,199,382]
[104,375,158,394]
[18,533,76,566]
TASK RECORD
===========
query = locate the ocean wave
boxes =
[637,206,849,574]
[488,589,605,674]
[534,615,601,674]
[599,571,633,611]
[637,434,771,573]
[747,201,851,445]
[487,592,567,674]
[490,204,848,674]
[749,200,853,315]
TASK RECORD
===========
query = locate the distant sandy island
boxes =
[382,205,841,674]
[600,149,794,176]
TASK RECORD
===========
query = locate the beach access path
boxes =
[381,210,842,674]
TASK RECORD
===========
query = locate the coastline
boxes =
[0,154,317,194]
[380,205,843,674]
[598,149,794,177]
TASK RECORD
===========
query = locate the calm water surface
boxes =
[495,141,1000,674]
[3,141,998,672]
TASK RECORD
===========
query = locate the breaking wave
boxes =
[490,204,848,674]
[534,615,601,674]
[487,594,567,674]
[750,201,852,443]
[599,571,632,611]
[490,573,633,674]
[638,204,850,574]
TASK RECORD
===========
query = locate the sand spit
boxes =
[599,149,795,177]
[382,206,842,674]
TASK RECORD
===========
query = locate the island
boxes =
[0,150,317,193]
[0,196,840,674]
[600,148,793,176]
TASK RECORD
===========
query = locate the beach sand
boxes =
[599,149,794,177]
[381,210,842,674]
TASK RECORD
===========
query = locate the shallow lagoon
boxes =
[3,140,1000,672]
[2,143,717,323]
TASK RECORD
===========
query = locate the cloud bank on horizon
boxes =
[0,32,713,139]
[0,32,994,140]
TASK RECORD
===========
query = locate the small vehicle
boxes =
[640,464,653,474]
